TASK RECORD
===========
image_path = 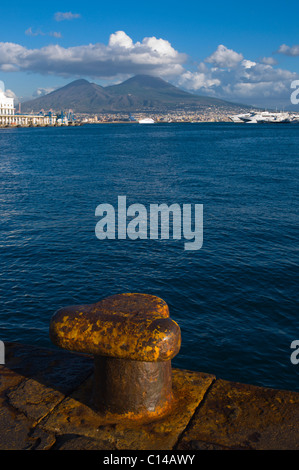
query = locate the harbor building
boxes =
[0,80,58,127]
[0,80,15,124]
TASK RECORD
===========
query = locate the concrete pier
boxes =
[0,341,298,450]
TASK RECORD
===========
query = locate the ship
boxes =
[138,118,155,124]
[229,111,299,124]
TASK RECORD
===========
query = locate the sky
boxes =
[1,0,299,108]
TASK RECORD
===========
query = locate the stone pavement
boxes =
[0,342,298,450]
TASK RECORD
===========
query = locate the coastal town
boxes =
[0,78,252,127]
[80,108,250,124]
[1,80,299,127]
[0,93,251,128]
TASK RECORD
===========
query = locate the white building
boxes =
[0,81,15,125]
[0,80,58,127]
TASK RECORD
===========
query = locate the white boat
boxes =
[229,111,296,124]
[229,112,254,123]
[138,118,155,124]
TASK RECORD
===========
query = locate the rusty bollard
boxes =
[49,293,181,418]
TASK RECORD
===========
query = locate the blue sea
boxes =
[1,122,298,391]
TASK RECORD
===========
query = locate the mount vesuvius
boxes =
[21,75,246,114]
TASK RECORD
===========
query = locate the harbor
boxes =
[0,81,79,128]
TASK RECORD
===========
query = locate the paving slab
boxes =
[0,342,93,449]
[0,361,56,450]
[176,378,299,450]
[40,368,215,450]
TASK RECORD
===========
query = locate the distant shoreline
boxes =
[0,120,234,129]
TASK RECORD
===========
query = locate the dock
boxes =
[1,340,298,450]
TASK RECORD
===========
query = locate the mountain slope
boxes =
[22,79,112,113]
[22,75,246,113]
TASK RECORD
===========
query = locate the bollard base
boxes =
[92,356,173,418]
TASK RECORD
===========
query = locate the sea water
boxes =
[1,122,298,391]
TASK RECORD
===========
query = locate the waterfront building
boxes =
[0,81,15,125]
[0,80,58,127]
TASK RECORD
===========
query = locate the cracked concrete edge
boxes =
[173,375,217,449]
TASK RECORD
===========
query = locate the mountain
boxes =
[21,79,111,113]
[21,75,247,114]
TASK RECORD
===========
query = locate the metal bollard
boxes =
[49,293,181,418]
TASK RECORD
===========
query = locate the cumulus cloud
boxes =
[241,59,256,69]
[205,44,243,68]
[0,32,297,108]
[108,31,133,49]
[177,45,298,107]
[0,32,186,79]
[177,67,221,93]
[277,44,299,57]
[260,56,277,65]
[54,12,81,22]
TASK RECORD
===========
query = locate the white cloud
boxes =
[25,27,62,38]
[1,64,19,72]
[241,59,256,69]
[5,88,19,103]
[108,31,133,49]
[177,69,220,92]
[54,12,81,22]
[260,57,277,65]
[277,44,299,57]
[50,31,62,39]
[141,37,178,58]
[33,87,57,97]
[177,45,298,107]
[205,44,243,68]
[0,32,186,79]
[25,27,45,37]
[1,33,298,108]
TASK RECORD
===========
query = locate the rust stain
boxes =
[49,293,181,362]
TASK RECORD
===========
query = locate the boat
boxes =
[138,118,155,124]
[229,111,299,124]
[229,112,255,123]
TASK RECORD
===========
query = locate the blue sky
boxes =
[1,0,299,108]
